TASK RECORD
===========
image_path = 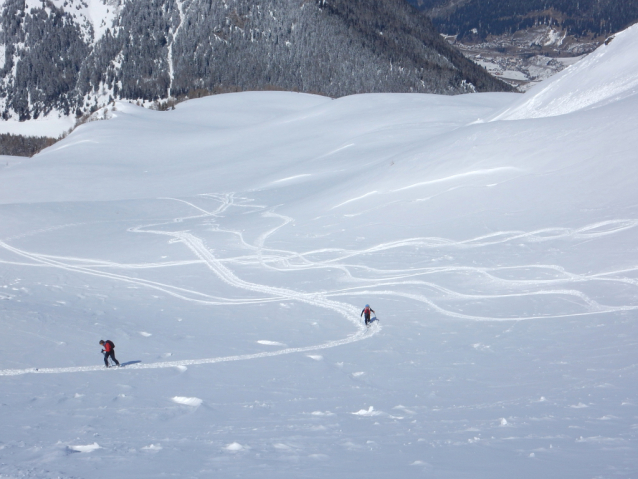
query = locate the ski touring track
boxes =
[2,193,638,376]
[0,193,372,377]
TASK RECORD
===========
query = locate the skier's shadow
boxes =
[367,316,379,326]
[120,360,142,367]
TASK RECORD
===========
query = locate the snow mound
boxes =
[491,23,638,120]
[257,340,286,346]
[225,442,245,451]
[172,396,203,407]
[351,406,382,417]
[68,442,100,453]
[141,444,162,451]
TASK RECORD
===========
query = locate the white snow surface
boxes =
[1,25,638,479]
[0,113,75,137]
[68,442,101,453]
[172,396,203,407]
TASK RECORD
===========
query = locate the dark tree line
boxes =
[0,133,57,156]
[408,0,638,39]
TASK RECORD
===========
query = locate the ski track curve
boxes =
[2,192,638,376]
[0,193,373,377]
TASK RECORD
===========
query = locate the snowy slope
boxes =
[491,22,638,120]
[1,25,638,479]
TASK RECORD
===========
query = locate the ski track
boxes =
[0,329,377,377]
[0,193,369,377]
[2,193,638,376]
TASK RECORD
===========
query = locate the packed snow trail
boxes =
[0,325,377,377]
[0,193,375,377]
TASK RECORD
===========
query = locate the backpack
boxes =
[106,340,115,349]
[364,307,370,315]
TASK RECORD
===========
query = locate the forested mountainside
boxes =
[0,0,512,122]
[407,0,638,40]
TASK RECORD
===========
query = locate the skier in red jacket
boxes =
[361,304,376,326]
[100,339,120,367]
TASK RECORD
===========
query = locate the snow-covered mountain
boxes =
[0,0,511,127]
[1,20,637,479]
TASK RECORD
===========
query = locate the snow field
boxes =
[1,27,638,478]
